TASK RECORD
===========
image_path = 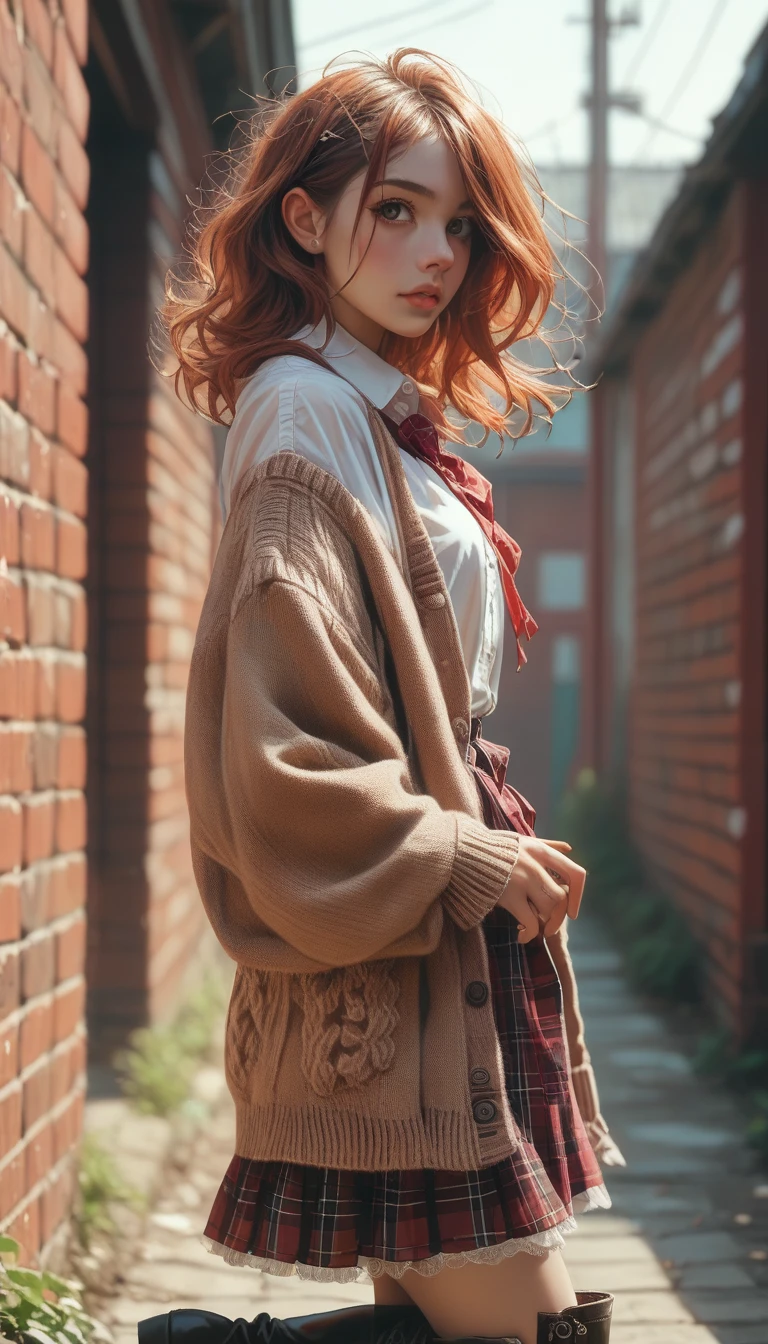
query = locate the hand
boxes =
[497,837,586,943]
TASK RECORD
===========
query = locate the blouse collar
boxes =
[290,315,421,425]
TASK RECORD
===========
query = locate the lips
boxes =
[401,289,441,309]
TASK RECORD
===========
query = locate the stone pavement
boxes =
[98,915,768,1344]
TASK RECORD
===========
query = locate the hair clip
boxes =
[319,128,342,142]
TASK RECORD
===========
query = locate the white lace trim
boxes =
[200,1181,612,1285]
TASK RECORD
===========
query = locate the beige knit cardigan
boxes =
[184,399,625,1172]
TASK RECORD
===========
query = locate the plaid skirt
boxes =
[202,719,611,1282]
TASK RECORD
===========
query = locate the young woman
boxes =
[145,47,624,1344]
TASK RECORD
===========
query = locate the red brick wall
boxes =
[0,0,90,1266]
[628,190,749,1031]
[0,0,220,1268]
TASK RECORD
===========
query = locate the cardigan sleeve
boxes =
[201,575,520,970]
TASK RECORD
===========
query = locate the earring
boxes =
[311,238,319,249]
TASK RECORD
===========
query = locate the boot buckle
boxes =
[548,1320,588,1340]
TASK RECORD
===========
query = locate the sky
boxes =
[291,0,768,170]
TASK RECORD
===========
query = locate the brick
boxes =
[20,928,54,999]
[56,113,88,212]
[6,1190,41,1262]
[52,316,86,397]
[51,443,86,515]
[20,498,55,570]
[55,912,84,977]
[0,490,20,565]
[53,173,87,274]
[23,205,55,307]
[56,725,84,787]
[0,1147,24,1221]
[52,852,85,920]
[25,1118,53,1187]
[0,241,33,342]
[56,381,87,455]
[0,1010,19,1083]
[55,656,84,721]
[0,1081,22,1156]
[0,871,20,940]
[0,723,33,791]
[20,997,53,1069]
[55,512,86,579]
[23,0,54,68]
[24,573,53,645]
[0,164,24,259]
[0,325,19,402]
[41,1158,74,1245]
[22,41,54,146]
[20,123,55,227]
[69,585,85,651]
[31,722,57,787]
[61,0,88,67]
[0,649,20,718]
[52,23,88,141]
[0,794,22,871]
[54,241,87,341]
[28,428,52,500]
[0,86,22,177]
[0,3,23,102]
[52,976,83,1042]
[21,792,55,863]
[20,861,50,931]
[22,1057,51,1131]
[33,651,55,716]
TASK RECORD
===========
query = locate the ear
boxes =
[282,186,326,255]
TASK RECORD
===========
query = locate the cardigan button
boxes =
[465,980,489,1006]
[472,1098,497,1124]
[452,717,470,743]
[470,1067,490,1086]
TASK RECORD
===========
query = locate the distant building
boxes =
[482,164,681,830]
[585,22,768,1046]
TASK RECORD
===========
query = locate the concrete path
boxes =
[99,916,768,1344]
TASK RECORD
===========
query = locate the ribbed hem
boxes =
[233,1099,519,1172]
[442,815,520,930]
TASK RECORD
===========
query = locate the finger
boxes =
[542,903,568,936]
[513,896,540,945]
[528,867,569,923]
[533,846,586,918]
[538,839,573,853]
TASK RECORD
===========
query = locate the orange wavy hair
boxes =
[160,47,583,447]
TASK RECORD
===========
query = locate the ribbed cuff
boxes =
[442,815,520,931]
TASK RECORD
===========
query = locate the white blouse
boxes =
[218,318,504,717]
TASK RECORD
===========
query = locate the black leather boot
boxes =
[441,1289,614,1344]
[137,1303,433,1344]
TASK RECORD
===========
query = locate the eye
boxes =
[447,215,474,241]
[369,197,414,224]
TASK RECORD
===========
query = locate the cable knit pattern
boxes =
[291,961,401,1097]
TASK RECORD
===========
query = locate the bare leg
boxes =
[372,1274,416,1307]
[378,1247,578,1344]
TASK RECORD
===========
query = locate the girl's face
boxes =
[283,135,476,353]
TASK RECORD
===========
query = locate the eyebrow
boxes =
[371,178,474,211]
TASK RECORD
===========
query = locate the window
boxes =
[538,553,585,610]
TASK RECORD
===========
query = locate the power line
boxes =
[631,0,732,162]
[620,0,670,84]
[299,0,491,52]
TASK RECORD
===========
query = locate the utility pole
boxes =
[588,0,609,314]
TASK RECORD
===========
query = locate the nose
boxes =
[419,223,456,272]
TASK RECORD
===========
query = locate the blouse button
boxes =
[402,380,414,394]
